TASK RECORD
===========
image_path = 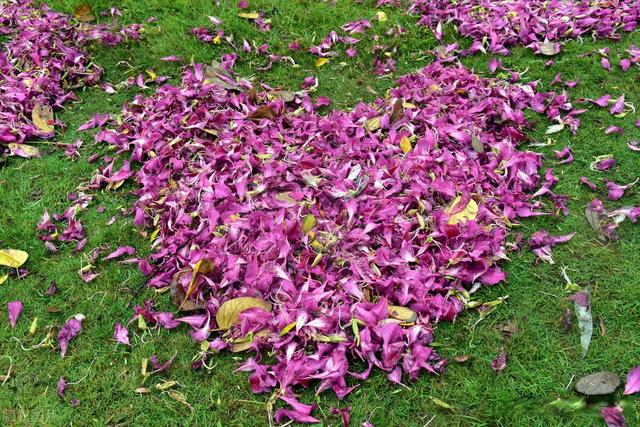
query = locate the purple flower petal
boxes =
[601,406,627,427]
[7,301,23,329]
[113,323,130,345]
[57,377,68,398]
[624,365,640,395]
[103,246,136,261]
[58,314,84,357]
[491,350,507,372]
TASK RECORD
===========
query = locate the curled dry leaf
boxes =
[389,99,404,125]
[248,105,277,122]
[0,249,29,268]
[216,297,272,330]
[32,104,55,133]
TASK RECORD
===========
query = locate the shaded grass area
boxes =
[1,0,639,425]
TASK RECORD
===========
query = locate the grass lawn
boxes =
[1,1,639,425]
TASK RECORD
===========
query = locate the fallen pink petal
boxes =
[113,323,130,346]
[58,315,85,358]
[7,300,23,329]
[491,350,507,372]
[601,406,627,427]
[623,365,640,395]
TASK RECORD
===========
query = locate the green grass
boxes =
[1,1,640,425]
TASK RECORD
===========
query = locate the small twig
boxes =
[565,374,576,390]
[1,356,14,385]
[422,415,436,427]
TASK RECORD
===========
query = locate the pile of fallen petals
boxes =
[404,0,640,55]
[56,56,603,421]
[0,0,142,157]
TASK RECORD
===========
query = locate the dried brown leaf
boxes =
[73,3,95,22]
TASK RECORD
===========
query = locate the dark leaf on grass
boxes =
[498,319,518,337]
[562,308,573,331]
[44,281,58,295]
[576,371,620,395]
[47,306,62,313]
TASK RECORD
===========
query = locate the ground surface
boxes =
[1,1,639,426]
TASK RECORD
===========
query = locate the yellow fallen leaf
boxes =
[376,11,387,22]
[445,196,478,225]
[238,12,259,19]
[301,215,317,235]
[212,34,222,44]
[388,305,417,323]
[216,297,271,330]
[399,135,412,154]
[0,275,7,285]
[145,69,158,82]
[29,317,38,335]
[365,116,381,131]
[32,104,54,133]
[0,249,28,268]
[315,57,330,68]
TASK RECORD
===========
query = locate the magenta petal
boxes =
[7,301,23,329]
[103,246,136,261]
[491,350,507,372]
[57,377,68,398]
[601,406,627,427]
[113,322,130,345]
[580,177,598,191]
[624,365,640,395]
[58,315,84,357]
